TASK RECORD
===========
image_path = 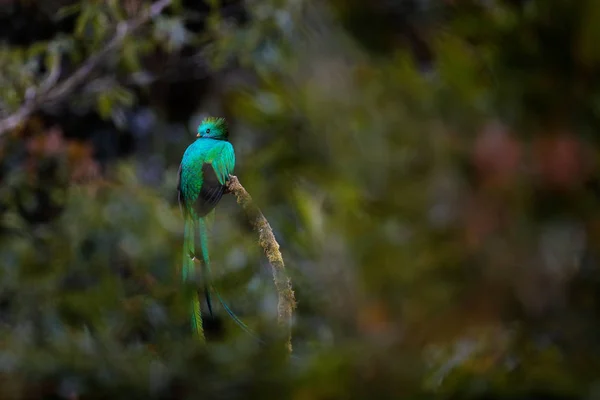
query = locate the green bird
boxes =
[177,116,251,340]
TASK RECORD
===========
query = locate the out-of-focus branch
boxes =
[0,0,172,136]
[226,175,296,353]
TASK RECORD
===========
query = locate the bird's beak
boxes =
[196,133,201,137]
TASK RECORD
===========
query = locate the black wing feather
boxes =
[193,163,225,217]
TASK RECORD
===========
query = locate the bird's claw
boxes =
[224,185,232,194]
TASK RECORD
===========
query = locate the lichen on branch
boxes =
[226,175,296,353]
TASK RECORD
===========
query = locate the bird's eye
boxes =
[206,128,210,134]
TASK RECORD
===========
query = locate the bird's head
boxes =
[197,117,228,140]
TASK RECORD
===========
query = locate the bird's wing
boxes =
[193,141,235,218]
[206,141,235,185]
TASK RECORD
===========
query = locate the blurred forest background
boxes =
[1,0,600,398]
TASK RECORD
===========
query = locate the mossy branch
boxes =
[226,175,296,353]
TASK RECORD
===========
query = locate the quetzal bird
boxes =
[177,116,251,340]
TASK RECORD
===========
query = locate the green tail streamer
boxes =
[183,218,204,341]
[197,217,259,340]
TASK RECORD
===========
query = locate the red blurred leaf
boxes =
[472,121,522,190]
[357,299,391,337]
[67,141,101,184]
[532,132,588,190]
[26,126,65,158]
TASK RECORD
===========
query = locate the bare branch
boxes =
[0,0,172,136]
[226,175,296,353]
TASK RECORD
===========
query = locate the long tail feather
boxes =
[213,287,259,339]
[198,217,259,339]
[183,217,204,341]
[197,218,214,318]
[191,293,203,340]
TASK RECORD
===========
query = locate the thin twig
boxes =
[226,175,296,353]
[38,51,63,94]
[0,0,172,136]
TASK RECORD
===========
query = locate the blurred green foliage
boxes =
[1,0,600,398]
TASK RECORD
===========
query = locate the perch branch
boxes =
[226,175,296,353]
[0,0,172,136]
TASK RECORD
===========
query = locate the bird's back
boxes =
[179,138,232,218]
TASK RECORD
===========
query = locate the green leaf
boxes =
[75,6,93,38]
[96,92,113,119]
[122,40,141,72]
[114,87,135,107]
[43,51,59,76]
[169,0,184,13]
[95,86,136,121]
[578,0,600,66]
[92,11,110,43]
[206,0,219,9]
[107,0,126,21]
[55,3,81,21]
[27,42,48,58]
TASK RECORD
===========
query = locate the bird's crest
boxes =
[198,116,228,139]
[203,117,228,131]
